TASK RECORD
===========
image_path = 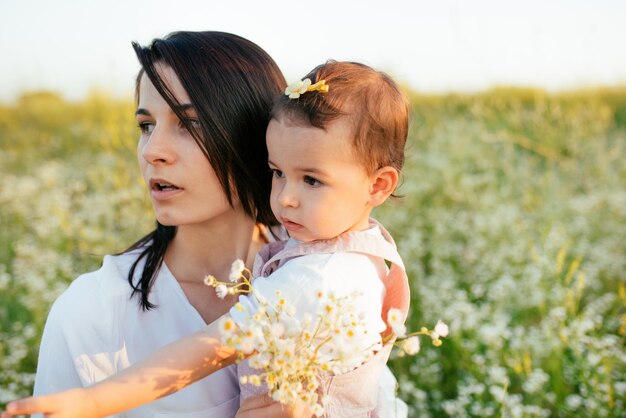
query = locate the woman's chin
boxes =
[154,212,179,227]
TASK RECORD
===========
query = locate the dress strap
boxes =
[254,219,404,277]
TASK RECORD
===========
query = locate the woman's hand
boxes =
[236,394,313,418]
[1,391,313,418]
[0,388,98,418]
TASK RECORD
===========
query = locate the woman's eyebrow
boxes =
[135,104,195,117]
[174,103,195,112]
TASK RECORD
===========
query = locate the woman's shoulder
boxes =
[39,251,148,360]
[49,250,144,321]
[70,251,141,294]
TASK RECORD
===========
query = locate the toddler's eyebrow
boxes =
[300,167,324,175]
[267,159,324,174]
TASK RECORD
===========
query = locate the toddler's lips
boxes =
[282,218,303,232]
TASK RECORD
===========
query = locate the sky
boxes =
[1,0,625,102]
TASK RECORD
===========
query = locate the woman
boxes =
[33,30,289,418]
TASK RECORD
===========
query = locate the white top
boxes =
[230,226,388,367]
[33,250,240,418]
[34,242,406,418]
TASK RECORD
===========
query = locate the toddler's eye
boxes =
[138,122,155,135]
[303,175,321,186]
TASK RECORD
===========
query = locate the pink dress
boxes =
[237,219,410,417]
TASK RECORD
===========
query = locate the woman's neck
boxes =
[164,210,264,284]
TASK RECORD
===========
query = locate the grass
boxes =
[1,87,624,416]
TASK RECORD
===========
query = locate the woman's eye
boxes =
[303,175,321,186]
[270,169,284,178]
[138,122,154,135]
[178,119,201,132]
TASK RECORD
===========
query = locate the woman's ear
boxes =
[368,166,399,207]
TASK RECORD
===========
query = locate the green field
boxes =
[1,88,624,416]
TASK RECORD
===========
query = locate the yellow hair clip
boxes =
[285,78,330,99]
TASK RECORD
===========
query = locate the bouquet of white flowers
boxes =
[206,260,448,416]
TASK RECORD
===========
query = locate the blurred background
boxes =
[2,0,626,100]
[1,0,625,416]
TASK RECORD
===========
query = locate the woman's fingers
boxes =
[236,394,312,418]
[236,394,277,416]
[4,388,98,418]
[4,395,56,415]
[236,394,293,418]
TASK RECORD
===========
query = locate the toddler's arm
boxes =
[1,315,238,418]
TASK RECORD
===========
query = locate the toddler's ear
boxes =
[368,166,398,207]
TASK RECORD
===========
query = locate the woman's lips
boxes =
[149,178,183,200]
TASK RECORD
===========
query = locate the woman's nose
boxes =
[140,126,175,165]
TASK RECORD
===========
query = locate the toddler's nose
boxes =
[278,186,299,208]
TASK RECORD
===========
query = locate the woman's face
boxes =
[135,65,233,227]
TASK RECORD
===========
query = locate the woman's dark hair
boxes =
[125,31,285,310]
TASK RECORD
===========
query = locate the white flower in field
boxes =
[565,394,583,409]
[391,322,407,338]
[434,320,449,338]
[248,374,262,386]
[284,304,296,316]
[252,311,264,322]
[215,284,228,299]
[281,315,302,337]
[311,403,325,417]
[272,385,288,402]
[387,307,404,327]
[522,368,549,393]
[277,340,296,361]
[488,366,509,385]
[284,78,312,99]
[249,352,271,370]
[489,385,506,402]
[229,259,245,282]
[301,313,313,328]
[271,322,286,338]
[219,316,237,336]
[402,336,421,355]
[239,335,256,355]
[216,288,374,415]
[203,274,216,286]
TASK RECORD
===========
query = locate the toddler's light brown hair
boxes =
[271,60,409,174]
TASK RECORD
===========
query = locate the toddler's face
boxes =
[266,116,374,242]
